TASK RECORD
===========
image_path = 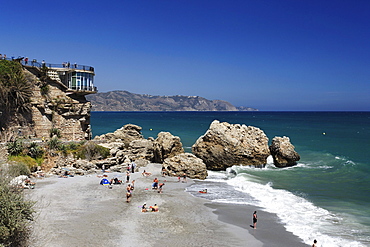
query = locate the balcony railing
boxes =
[2,57,94,72]
[1,57,97,93]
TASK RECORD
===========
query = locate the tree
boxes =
[0,60,33,130]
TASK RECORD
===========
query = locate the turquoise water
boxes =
[91,111,370,246]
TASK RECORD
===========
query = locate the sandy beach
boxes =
[26,163,308,247]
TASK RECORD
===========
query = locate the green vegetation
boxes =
[8,156,38,173]
[0,165,35,247]
[45,140,109,160]
[6,139,24,156]
[75,141,110,161]
[6,162,31,177]
[6,140,44,171]
[40,84,49,96]
[47,136,62,150]
[0,60,33,130]
[27,142,44,159]
[49,128,61,138]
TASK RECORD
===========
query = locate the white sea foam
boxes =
[316,165,334,169]
[225,174,366,247]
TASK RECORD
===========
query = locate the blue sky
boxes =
[1,0,369,111]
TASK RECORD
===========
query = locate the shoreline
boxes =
[27,164,308,246]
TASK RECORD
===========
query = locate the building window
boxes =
[67,72,94,91]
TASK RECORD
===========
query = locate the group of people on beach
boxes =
[151,177,165,193]
[141,203,159,212]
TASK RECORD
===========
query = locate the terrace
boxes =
[3,57,97,95]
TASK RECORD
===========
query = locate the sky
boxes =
[1,0,369,111]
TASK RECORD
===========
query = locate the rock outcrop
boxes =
[192,120,270,170]
[163,153,208,180]
[94,124,144,146]
[153,132,185,163]
[93,125,188,168]
[269,136,300,168]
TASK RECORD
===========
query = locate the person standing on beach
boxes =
[158,183,165,193]
[152,178,159,190]
[126,171,130,183]
[253,211,257,229]
[130,180,135,191]
[131,162,136,173]
[183,173,187,183]
[126,191,131,203]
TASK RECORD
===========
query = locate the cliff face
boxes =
[0,64,92,141]
[26,68,92,141]
[87,90,257,111]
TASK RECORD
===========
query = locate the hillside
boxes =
[86,91,258,111]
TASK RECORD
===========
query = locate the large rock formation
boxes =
[153,132,184,163]
[269,136,300,168]
[163,153,208,180]
[192,120,270,170]
[94,125,186,168]
[97,138,154,171]
[94,124,144,146]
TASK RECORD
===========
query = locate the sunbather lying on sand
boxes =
[142,170,152,176]
[150,204,159,212]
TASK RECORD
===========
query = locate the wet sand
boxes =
[27,164,307,246]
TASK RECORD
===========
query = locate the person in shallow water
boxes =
[312,239,317,247]
[253,211,257,229]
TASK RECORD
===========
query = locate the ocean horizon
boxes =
[91,111,370,246]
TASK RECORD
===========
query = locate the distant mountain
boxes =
[86,90,258,112]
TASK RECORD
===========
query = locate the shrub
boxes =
[8,156,35,174]
[27,142,44,159]
[59,141,83,156]
[7,139,24,156]
[76,141,110,161]
[40,84,49,96]
[0,166,35,247]
[49,128,61,138]
[47,136,61,150]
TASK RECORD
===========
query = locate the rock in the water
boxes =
[192,120,270,170]
[163,153,208,180]
[153,132,184,163]
[269,136,300,167]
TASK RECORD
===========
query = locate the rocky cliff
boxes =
[87,90,258,111]
[0,60,93,142]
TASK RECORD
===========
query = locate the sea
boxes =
[91,111,370,247]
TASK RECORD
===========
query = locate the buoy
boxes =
[323,132,326,135]
[150,128,153,131]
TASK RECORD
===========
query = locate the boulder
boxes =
[94,124,143,146]
[192,120,270,170]
[103,139,155,165]
[163,153,208,180]
[73,159,96,170]
[126,139,155,161]
[269,136,300,167]
[153,132,185,163]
